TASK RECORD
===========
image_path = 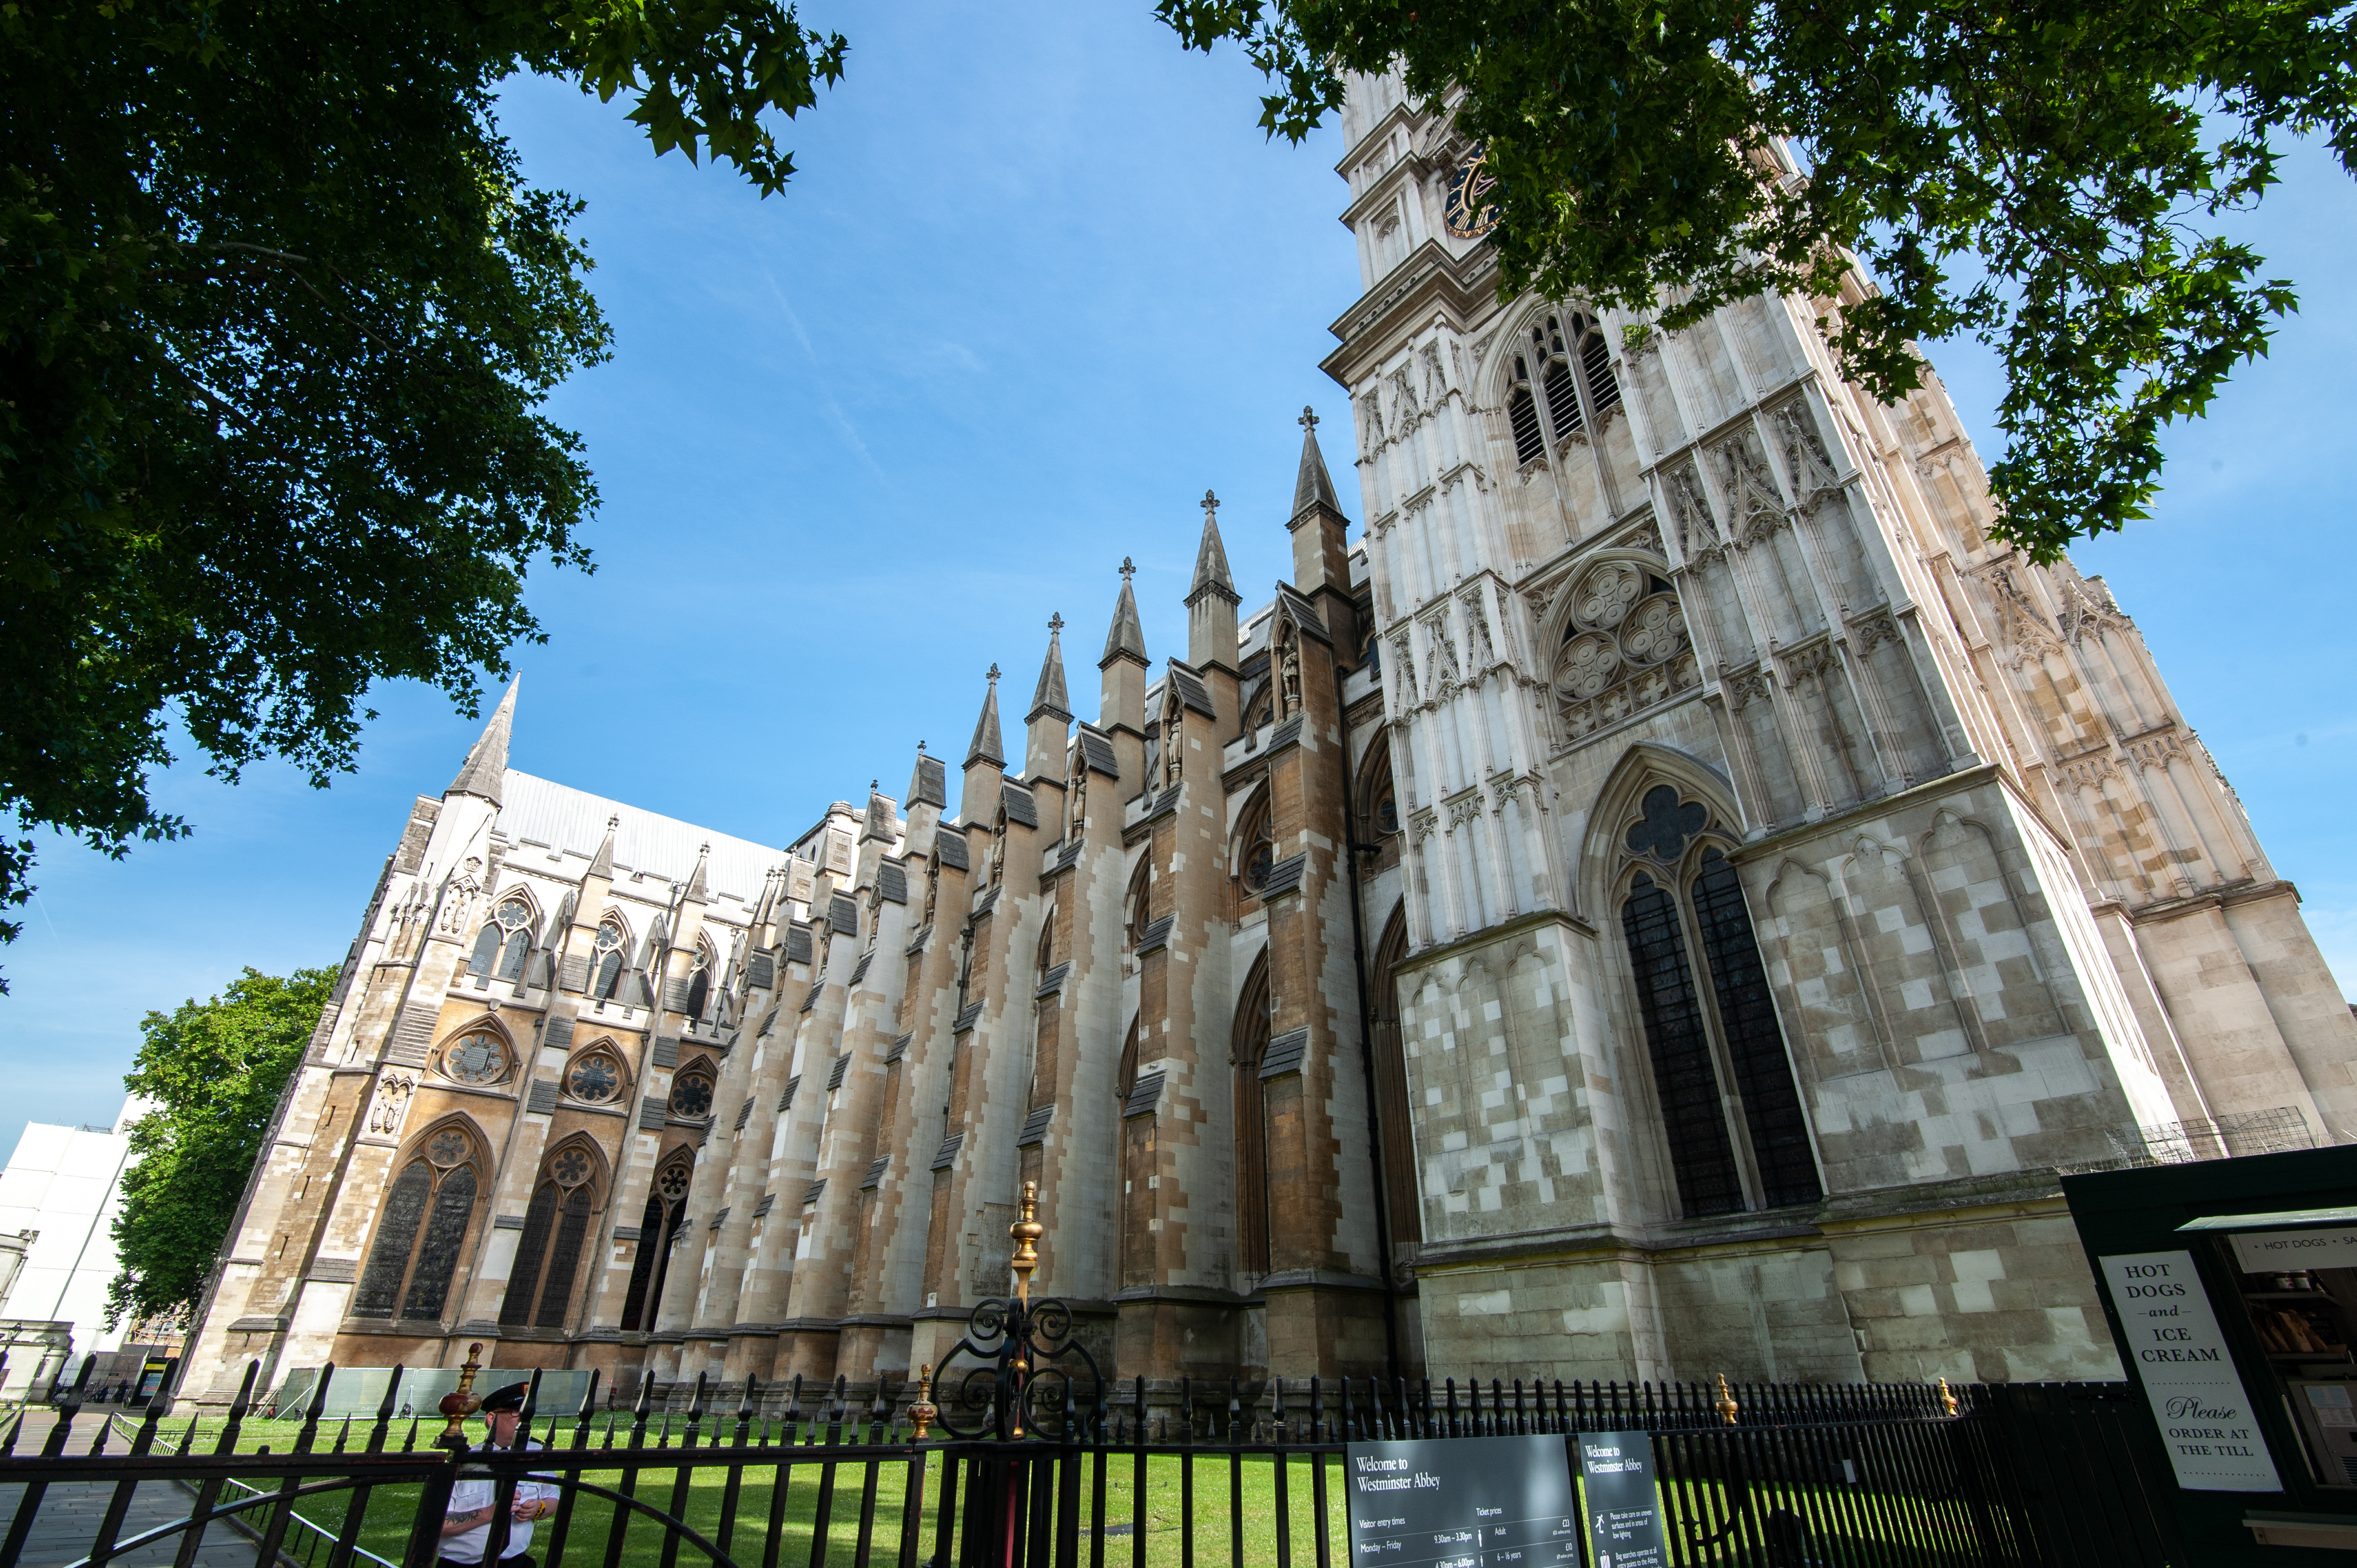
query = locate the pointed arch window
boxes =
[1510,313,1622,467]
[353,1127,480,1319]
[1615,786,1821,1219]
[669,1060,716,1120]
[469,897,536,985]
[564,1043,626,1105]
[1233,789,1274,905]
[500,1142,599,1328]
[1367,907,1420,1250]
[620,1154,693,1332]
[591,918,629,1002]
[1691,849,1821,1208]
[1231,955,1274,1278]
[1124,859,1152,951]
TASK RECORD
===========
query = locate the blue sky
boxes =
[6,2,2354,1159]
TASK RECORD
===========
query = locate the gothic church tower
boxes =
[1329,67,2357,1381]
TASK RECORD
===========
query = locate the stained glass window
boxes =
[593,920,627,1002]
[426,1130,469,1167]
[1692,850,1821,1208]
[500,1183,558,1327]
[552,1148,592,1188]
[669,1071,714,1120]
[352,1160,430,1318]
[621,1158,692,1330]
[566,1054,620,1103]
[440,1031,508,1085]
[469,898,536,982]
[400,1162,475,1319]
[1621,873,1744,1218]
[537,1187,593,1328]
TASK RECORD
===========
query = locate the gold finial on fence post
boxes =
[438,1343,485,1452]
[1713,1374,1739,1427]
[908,1364,938,1441]
[1011,1179,1044,1304]
[1937,1376,1958,1417]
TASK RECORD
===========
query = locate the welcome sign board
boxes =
[1343,1432,1581,1568]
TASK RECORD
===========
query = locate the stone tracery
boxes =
[1551,558,1701,745]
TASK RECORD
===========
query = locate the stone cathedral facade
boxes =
[182,67,2356,1406]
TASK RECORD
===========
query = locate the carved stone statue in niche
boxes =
[1279,635,1303,717]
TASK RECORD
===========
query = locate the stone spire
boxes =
[1291,405,1342,518]
[446,677,517,806]
[682,842,710,905]
[1286,405,1354,606]
[1187,490,1239,606]
[908,739,948,810]
[588,814,618,879]
[1028,613,1072,722]
[966,664,1005,767]
[1100,558,1148,669]
[1187,492,1241,675]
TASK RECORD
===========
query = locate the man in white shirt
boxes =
[439,1383,559,1568]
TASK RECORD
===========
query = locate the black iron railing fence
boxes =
[0,1360,2184,1568]
[0,1187,2185,1567]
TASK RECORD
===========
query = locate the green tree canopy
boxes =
[0,0,847,981]
[107,964,337,1328]
[1158,0,2355,560]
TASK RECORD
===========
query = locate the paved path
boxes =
[0,1410,263,1568]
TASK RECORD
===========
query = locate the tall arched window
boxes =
[1691,849,1821,1208]
[620,1154,693,1332]
[1366,907,1420,1251]
[1615,784,1821,1219]
[1508,313,1622,466]
[469,896,536,984]
[1124,858,1152,951]
[1355,736,1401,874]
[1233,789,1274,907]
[1231,953,1273,1278]
[591,917,629,1002]
[353,1124,481,1320]
[500,1141,600,1328]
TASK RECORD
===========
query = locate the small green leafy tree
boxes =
[0,0,848,982]
[106,965,338,1328]
[1157,0,2356,560]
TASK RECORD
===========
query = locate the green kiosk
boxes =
[2064,1143,2357,1559]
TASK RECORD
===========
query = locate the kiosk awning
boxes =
[2177,1205,2357,1233]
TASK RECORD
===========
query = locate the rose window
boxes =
[669,1071,714,1120]
[440,1030,509,1085]
[1551,558,1701,745]
[551,1149,592,1188]
[657,1163,692,1202]
[566,1054,621,1103]
[426,1130,469,1167]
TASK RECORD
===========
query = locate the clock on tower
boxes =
[1442,150,1500,239]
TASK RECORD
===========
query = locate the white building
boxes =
[0,1102,145,1395]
